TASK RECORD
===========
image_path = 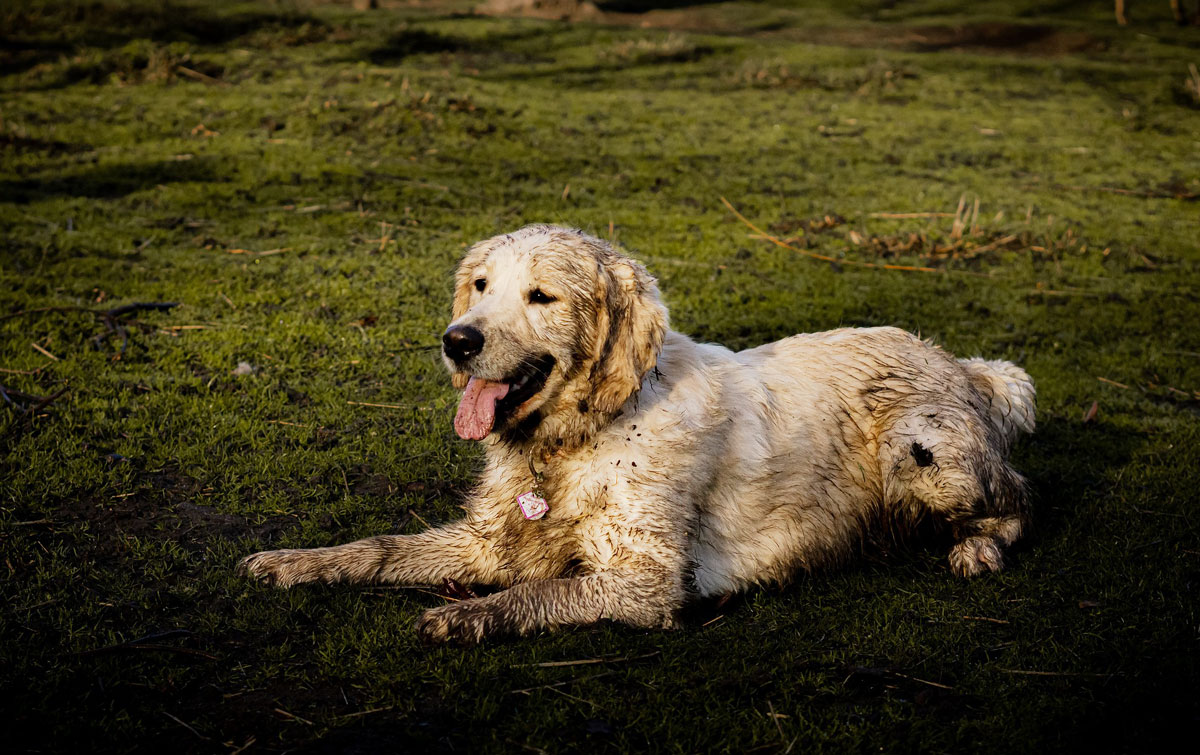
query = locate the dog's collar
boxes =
[519,452,549,520]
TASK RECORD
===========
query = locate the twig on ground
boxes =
[721,196,944,274]
[962,615,1010,624]
[229,736,257,755]
[508,671,618,695]
[889,671,955,690]
[998,668,1114,678]
[347,399,438,411]
[93,303,180,359]
[1027,287,1102,298]
[0,385,46,404]
[347,400,407,409]
[868,212,957,219]
[0,383,18,410]
[409,510,432,529]
[2,386,70,441]
[162,712,210,741]
[1097,376,1200,401]
[227,247,292,256]
[177,65,230,87]
[543,684,601,708]
[522,651,660,668]
[768,701,787,738]
[337,705,396,720]
[392,343,441,352]
[4,302,180,360]
[846,666,955,690]
[70,629,215,660]
[1083,401,1099,423]
[26,386,69,414]
[414,588,459,602]
[274,708,314,726]
[960,233,1020,259]
[75,643,217,660]
[0,363,50,374]
[30,342,59,361]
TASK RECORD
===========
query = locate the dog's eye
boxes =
[528,289,556,305]
[474,278,486,292]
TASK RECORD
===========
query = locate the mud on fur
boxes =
[240,225,1035,644]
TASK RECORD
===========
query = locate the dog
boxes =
[239,224,1036,644]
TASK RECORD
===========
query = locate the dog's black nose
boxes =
[442,325,485,362]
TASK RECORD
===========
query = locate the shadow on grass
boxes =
[0,0,323,77]
[0,131,90,156]
[363,25,572,66]
[366,28,482,63]
[0,157,223,203]
[1016,413,1143,552]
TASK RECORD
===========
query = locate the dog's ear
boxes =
[448,245,488,390]
[590,257,668,414]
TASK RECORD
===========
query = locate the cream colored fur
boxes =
[240,225,1036,644]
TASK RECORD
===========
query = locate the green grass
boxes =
[2,1,1198,752]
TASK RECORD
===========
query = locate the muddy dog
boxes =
[240,225,1036,643]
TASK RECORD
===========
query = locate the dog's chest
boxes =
[489,447,631,580]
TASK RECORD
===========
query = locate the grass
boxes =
[2,0,1198,752]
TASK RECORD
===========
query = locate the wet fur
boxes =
[240,225,1036,644]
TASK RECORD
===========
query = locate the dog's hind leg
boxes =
[884,413,1029,577]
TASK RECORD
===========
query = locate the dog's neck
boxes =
[494,397,628,460]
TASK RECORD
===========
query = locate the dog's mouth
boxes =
[453,354,556,441]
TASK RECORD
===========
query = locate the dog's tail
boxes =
[958,358,1036,449]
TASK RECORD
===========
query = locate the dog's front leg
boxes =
[238,520,500,588]
[416,565,681,644]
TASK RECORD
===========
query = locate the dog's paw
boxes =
[416,602,497,645]
[949,536,1004,577]
[238,549,325,588]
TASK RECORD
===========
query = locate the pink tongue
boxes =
[454,377,510,440]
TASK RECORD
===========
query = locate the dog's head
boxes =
[442,225,667,446]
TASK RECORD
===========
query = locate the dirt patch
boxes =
[878,22,1106,55]
[469,2,1106,58]
[686,18,1104,57]
[475,0,602,22]
[44,467,296,559]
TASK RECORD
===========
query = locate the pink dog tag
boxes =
[518,491,549,520]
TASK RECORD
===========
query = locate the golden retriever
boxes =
[239,224,1036,644]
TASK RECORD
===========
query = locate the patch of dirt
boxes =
[878,22,1106,55]
[475,0,602,22]
[46,466,296,558]
[468,1,1106,58]
[769,214,846,236]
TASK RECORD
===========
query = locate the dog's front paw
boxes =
[238,549,327,588]
[949,536,1004,577]
[416,601,497,645]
